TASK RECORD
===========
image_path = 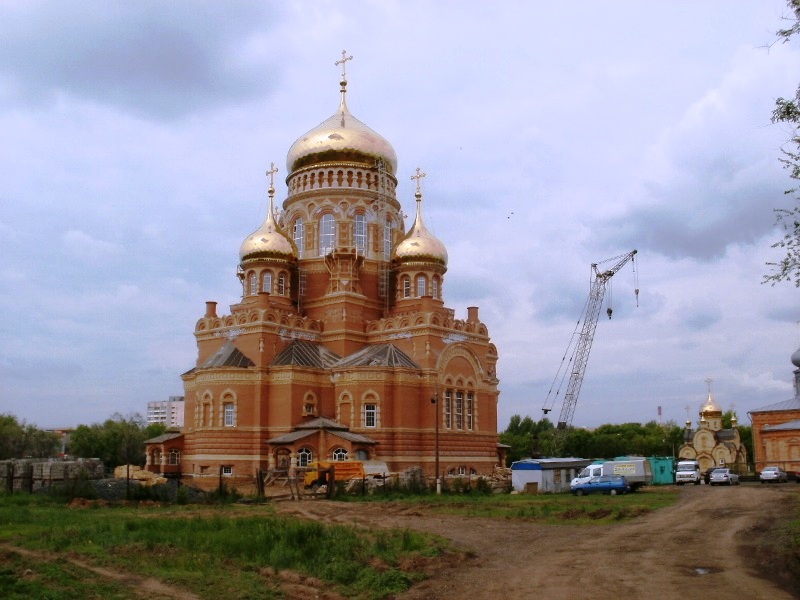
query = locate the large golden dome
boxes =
[394,188,447,266]
[700,392,722,415]
[286,84,397,175]
[239,182,295,262]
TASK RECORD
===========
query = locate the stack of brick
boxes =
[1,458,104,493]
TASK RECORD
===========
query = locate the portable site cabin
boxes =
[616,456,674,486]
[511,458,592,494]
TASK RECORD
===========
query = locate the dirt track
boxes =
[275,483,799,600]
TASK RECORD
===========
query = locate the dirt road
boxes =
[275,484,799,600]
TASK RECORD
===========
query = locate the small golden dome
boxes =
[286,83,397,175]
[394,186,447,266]
[240,177,295,262]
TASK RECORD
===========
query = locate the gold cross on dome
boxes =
[335,50,353,80]
[705,377,713,394]
[266,162,278,188]
[411,167,426,194]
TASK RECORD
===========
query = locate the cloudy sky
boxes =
[1,1,798,432]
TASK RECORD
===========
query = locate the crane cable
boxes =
[542,291,592,415]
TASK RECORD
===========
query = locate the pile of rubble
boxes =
[113,464,168,486]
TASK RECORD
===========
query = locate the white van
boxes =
[675,460,701,485]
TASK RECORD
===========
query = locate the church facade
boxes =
[677,386,748,474]
[748,347,800,473]
[145,61,501,483]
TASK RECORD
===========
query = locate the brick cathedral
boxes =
[145,57,502,483]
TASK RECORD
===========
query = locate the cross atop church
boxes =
[705,377,713,394]
[336,50,353,82]
[411,167,426,195]
[266,162,278,191]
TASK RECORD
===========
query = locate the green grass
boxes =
[0,488,680,598]
[0,550,136,600]
[0,495,445,600]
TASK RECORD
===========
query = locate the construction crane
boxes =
[542,250,639,453]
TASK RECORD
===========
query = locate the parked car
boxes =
[703,467,717,485]
[571,474,631,496]
[709,468,740,486]
[759,466,788,483]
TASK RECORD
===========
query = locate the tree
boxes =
[0,414,59,459]
[764,0,800,287]
[70,413,164,470]
[499,416,555,464]
[500,416,683,463]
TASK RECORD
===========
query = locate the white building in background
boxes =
[146,396,185,428]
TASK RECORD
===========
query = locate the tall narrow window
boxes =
[403,277,411,298]
[466,392,474,430]
[262,272,272,294]
[417,276,426,297]
[354,213,366,252]
[293,218,304,258]
[320,214,335,255]
[455,391,464,430]
[223,403,235,427]
[432,278,439,299]
[249,273,257,295]
[278,273,286,295]
[383,220,392,258]
[364,403,377,428]
[444,391,452,429]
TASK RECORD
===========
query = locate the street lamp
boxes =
[431,392,441,494]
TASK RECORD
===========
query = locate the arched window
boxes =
[320,213,335,255]
[455,391,464,430]
[332,447,348,461]
[417,276,426,297]
[432,278,439,299]
[444,390,452,429]
[249,273,257,296]
[262,272,272,294]
[354,213,366,252]
[466,392,474,430]
[403,277,411,298]
[297,447,313,468]
[293,218,304,258]
[278,273,286,295]
[168,448,180,465]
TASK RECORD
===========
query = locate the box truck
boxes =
[570,458,653,491]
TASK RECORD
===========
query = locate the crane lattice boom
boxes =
[544,250,638,446]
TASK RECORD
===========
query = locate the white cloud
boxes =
[1,0,798,431]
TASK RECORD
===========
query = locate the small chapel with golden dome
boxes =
[144,55,502,484]
[676,381,748,474]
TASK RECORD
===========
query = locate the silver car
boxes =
[759,466,788,483]
[709,468,739,486]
